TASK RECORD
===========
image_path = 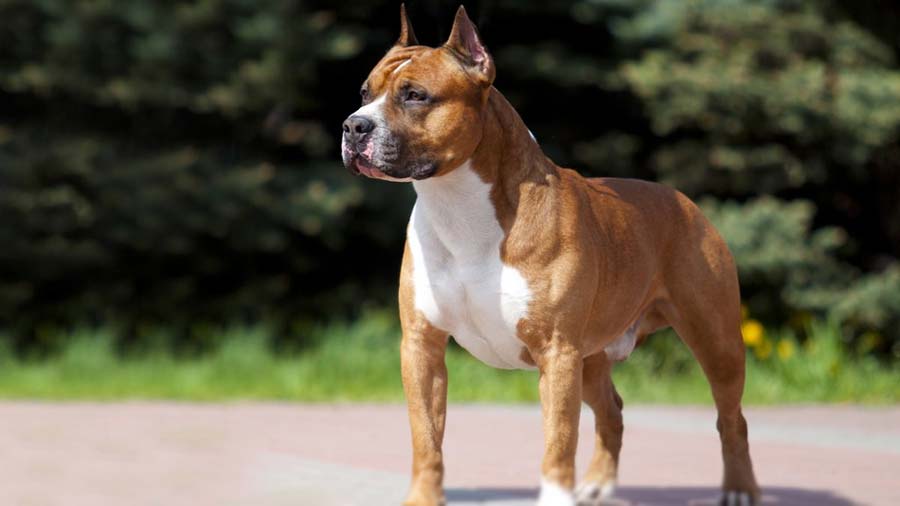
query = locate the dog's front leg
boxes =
[535,342,583,506]
[400,321,449,506]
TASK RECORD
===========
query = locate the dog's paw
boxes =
[402,488,446,506]
[537,479,576,506]
[574,480,616,506]
[718,490,756,506]
[401,498,445,506]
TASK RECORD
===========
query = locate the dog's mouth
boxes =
[346,154,414,182]
[349,155,386,179]
[341,140,434,182]
[341,139,396,180]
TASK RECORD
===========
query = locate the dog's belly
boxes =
[605,324,638,362]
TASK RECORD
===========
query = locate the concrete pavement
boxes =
[0,403,897,505]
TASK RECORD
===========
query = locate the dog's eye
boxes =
[404,90,427,103]
[360,87,369,102]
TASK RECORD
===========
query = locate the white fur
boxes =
[408,161,534,369]
[538,478,575,506]
[351,93,386,121]
[575,480,616,505]
[600,482,616,498]
[721,491,753,506]
[393,59,412,74]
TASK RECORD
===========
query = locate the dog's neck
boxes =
[473,88,557,206]
[411,88,557,248]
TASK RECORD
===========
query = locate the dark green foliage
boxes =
[612,1,900,352]
[0,0,897,355]
[0,0,414,352]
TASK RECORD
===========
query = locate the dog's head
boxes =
[341,5,495,181]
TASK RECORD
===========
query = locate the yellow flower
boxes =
[754,338,773,360]
[776,339,795,360]
[741,319,764,347]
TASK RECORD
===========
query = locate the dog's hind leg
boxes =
[670,310,759,505]
[661,232,761,505]
[575,353,623,505]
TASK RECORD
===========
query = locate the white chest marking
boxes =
[408,161,534,370]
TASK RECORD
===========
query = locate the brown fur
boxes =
[359,6,760,505]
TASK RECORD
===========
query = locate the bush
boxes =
[0,0,414,349]
[0,0,897,357]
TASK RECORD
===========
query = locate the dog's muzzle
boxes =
[340,115,438,181]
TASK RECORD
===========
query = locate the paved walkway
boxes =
[0,403,897,505]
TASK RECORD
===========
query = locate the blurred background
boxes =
[0,0,897,401]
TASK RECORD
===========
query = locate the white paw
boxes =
[575,480,616,506]
[719,491,754,506]
[537,478,575,506]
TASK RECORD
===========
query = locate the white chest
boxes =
[407,163,534,370]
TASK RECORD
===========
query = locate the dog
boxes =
[341,5,760,506]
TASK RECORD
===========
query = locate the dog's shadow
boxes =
[445,486,856,505]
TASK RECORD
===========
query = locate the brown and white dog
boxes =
[341,6,760,506]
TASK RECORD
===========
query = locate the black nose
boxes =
[342,115,375,143]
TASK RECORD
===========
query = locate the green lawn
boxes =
[0,312,896,403]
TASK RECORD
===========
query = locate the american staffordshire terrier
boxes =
[341,5,760,506]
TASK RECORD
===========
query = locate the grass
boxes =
[0,312,896,403]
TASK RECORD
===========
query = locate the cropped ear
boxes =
[396,3,418,47]
[444,5,495,85]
